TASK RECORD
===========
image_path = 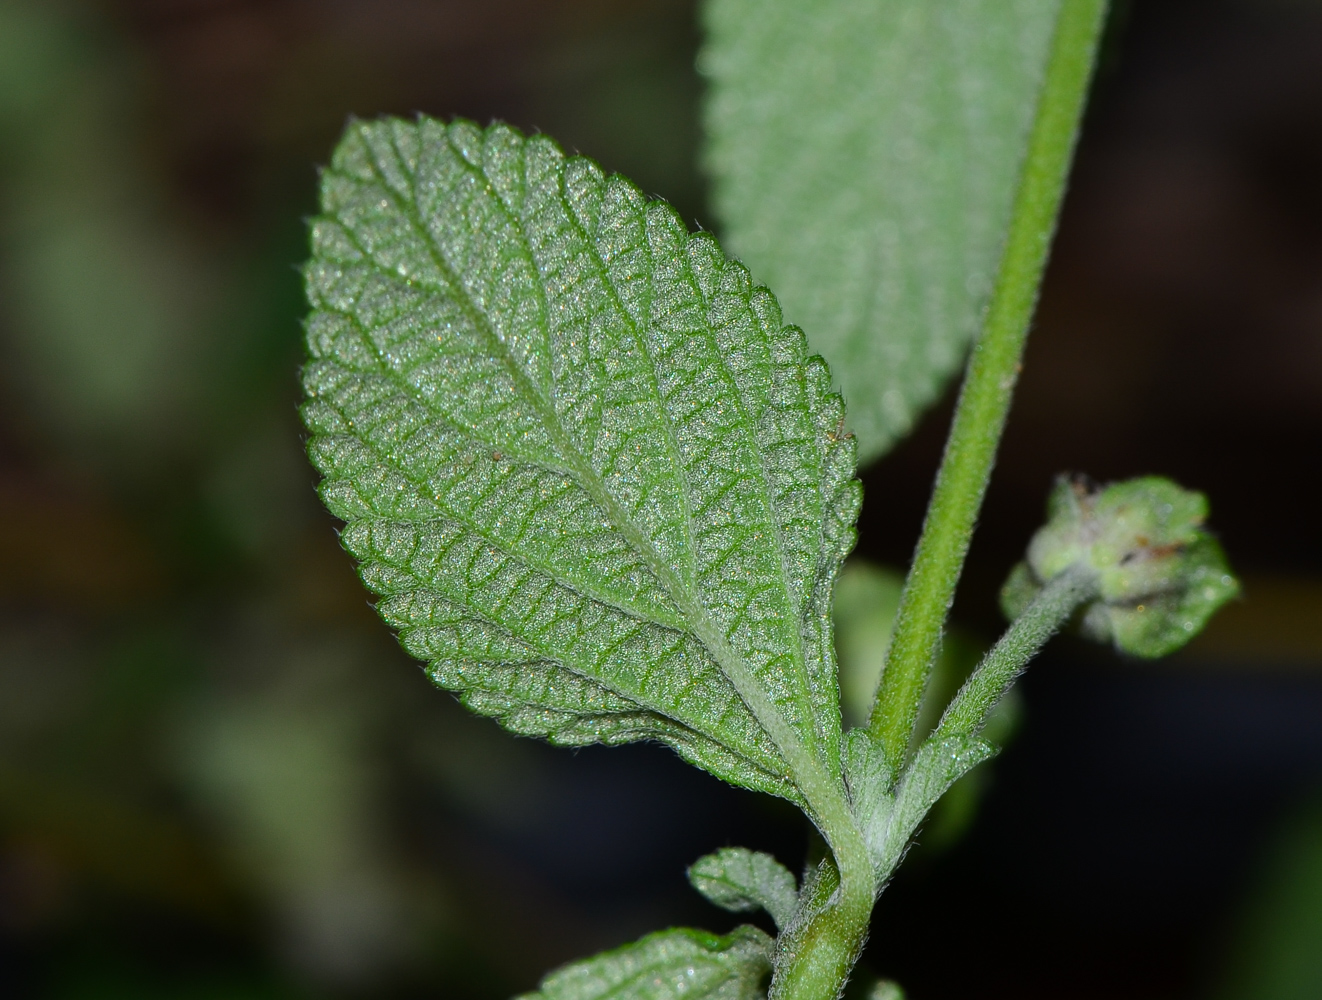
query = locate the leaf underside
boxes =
[517,925,772,1000]
[688,846,799,931]
[302,117,860,808]
[702,0,1063,462]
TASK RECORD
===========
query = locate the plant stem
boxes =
[766,871,873,1000]
[767,793,875,1000]
[936,564,1097,741]
[867,0,1109,774]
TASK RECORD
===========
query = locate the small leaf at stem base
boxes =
[688,847,800,931]
[516,925,772,1000]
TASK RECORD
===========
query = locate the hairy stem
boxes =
[867,0,1109,774]
[768,804,874,1000]
[936,565,1098,741]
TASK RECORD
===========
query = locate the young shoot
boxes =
[298,1,1237,998]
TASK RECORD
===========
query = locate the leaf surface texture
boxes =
[517,925,772,1000]
[688,846,799,930]
[302,118,860,808]
[702,0,1063,461]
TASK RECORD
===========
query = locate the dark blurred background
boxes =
[0,1,1320,998]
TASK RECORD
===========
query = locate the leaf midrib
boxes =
[505,140,701,595]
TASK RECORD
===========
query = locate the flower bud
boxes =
[1001,476,1239,658]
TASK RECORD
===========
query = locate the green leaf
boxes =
[517,925,772,1000]
[688,846,799,931]
[701,0,1063,462]
[301,118,861,809]
[891,735,996,849]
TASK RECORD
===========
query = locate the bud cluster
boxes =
[1001,476,1239,658]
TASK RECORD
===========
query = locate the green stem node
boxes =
[867,0,1109,775]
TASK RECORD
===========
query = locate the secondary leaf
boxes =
[702,0,1063,461]
[517,925,772,1000]
[301,118,860,810]
[688,846,799,930]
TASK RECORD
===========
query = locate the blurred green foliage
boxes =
[1216,798,1322,1000]
[702,0,1062,462]
[0,0,715,994]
